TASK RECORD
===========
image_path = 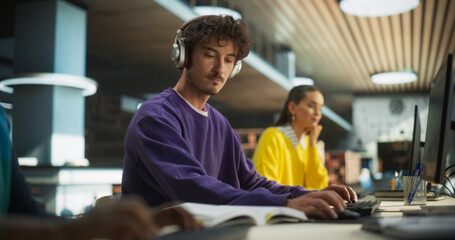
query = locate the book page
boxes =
[178,203,308,227]
[179,203,255,227]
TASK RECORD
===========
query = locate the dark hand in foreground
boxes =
[61,196,157,240]
[69,197,203,240]
[2,197,156,240]
[152,206,203,231]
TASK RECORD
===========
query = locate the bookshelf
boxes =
[235,128,265,158]
[325,150,361,185]
[85,92,133,166]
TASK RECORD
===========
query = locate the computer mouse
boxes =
[335,209,361,220]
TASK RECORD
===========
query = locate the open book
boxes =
[178,202,308,228]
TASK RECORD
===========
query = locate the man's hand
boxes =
[322,184,358,203]
[286,190,346,219]
[286,185,357,219]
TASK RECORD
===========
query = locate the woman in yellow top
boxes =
[253,85,329,190]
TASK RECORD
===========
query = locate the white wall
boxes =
[353,94,429,172]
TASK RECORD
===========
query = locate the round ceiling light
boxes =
[292,77,314,86]
[371,71,417,85]
[339,0,420,17]
[193,6,242,19]
[0,73,98,96]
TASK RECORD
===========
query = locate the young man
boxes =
[122,15,357,220]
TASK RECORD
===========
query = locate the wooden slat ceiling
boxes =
[240,0,455,96]
[79,0,455,123]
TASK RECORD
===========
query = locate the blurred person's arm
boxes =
[8,150,50,217]
[2,197,155,240]
[2,197,202,240]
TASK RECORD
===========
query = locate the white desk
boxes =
[244,197,455,240]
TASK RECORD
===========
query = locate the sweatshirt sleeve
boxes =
[126,115,308,207]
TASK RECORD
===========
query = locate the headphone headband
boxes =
[178,15,216,31]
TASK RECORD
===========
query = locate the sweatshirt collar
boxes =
[173,89,208,117]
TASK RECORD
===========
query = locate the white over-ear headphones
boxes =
[171,15,242,80]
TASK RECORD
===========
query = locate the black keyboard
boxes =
[346,200,381,216]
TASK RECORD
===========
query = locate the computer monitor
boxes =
[407,105,422,176]
[421,53,455,184]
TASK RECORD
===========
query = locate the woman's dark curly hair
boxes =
[181,15,252,63]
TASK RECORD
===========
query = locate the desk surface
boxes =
[244,196,455,240]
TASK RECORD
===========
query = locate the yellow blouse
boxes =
[252,126,328,190]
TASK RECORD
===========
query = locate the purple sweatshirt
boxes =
[122,88,310,207]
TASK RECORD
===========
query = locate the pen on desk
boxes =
[407,163,421,204]
[411,162,421,177]
[412,169,422,203]
[409,170,420,204]
[409,176,421,204]
[406,181,414,204]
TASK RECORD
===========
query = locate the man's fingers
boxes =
[300,192,341,219]
[312,198,337,219]
[287,191,348,220]
[299,198,337,219]
[303,205,327,219]
[317,190,345,212]
[346,186,358,202]
[325,185,356,203]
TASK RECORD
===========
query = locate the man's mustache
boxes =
[207,75,224,81]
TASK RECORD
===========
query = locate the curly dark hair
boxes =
[181,15,252,64]
[275,85,321,126]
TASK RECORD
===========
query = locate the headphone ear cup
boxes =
[229,61,242,79]
[171,36,186,69]
[178,38,186,69]
[171,42,180,65]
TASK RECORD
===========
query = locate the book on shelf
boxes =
[177,202,309,228]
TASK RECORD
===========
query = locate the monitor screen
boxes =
[407,105,422,176]
[378,141,410,173]
[421,54,454,184]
